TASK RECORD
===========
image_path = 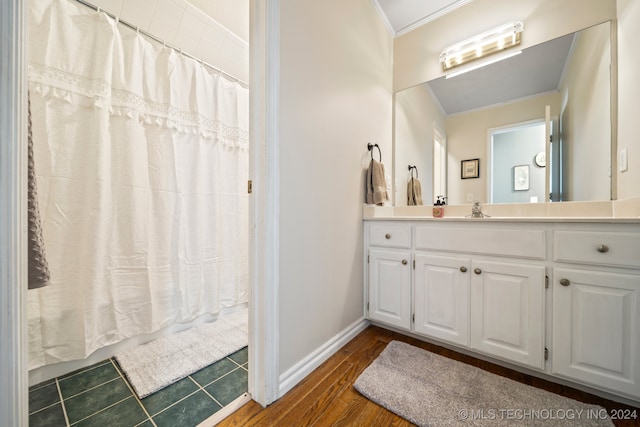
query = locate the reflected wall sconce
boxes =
[439,21,524,74]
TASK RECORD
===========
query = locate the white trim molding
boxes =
[370,0,474,37]
[0,0,28,425]
[278,318,370,398]
[248,0,280,407]
[369,0,395,37]
[395,0,474,37]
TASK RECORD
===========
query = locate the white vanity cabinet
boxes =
[414,224,546,370]
[468,259,546,369]
[413,253,470,346]
[366,223,412,329]
[551,227,640,399]
[413,254,546,368]
[364,219,640,403]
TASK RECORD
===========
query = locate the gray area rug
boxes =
[354,341,613,426]
[116,308,248,398]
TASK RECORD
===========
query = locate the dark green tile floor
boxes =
[29,346,248,427]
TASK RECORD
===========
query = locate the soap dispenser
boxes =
[432,195,446,218]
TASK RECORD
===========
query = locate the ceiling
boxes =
[372,0,473,36]
[373,0,576,116]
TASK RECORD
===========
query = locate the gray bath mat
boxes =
[354,340,613,426]
[115,308,248,398]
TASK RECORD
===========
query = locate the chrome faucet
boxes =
[468,201,490,218]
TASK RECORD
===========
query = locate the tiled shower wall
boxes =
[87,0,249,83]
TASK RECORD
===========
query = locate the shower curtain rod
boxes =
[71,0,249,87]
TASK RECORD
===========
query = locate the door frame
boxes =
[0,1,28,426]
[1,2,280,425]
[249,0,280,407]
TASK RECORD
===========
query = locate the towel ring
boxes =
[367,143,381,162]
[408,165,418,178]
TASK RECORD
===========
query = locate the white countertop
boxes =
[363,200,640,223]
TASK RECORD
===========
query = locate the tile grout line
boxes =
[28,400,63,417]
[30,350,248,424]
[131,353,249,421]
[57,360,113,383]
[148,0,159,32]
[68,395,135,426]
[170,0,188,45]
[63,376,122,401]
[188,375,225,409]
[196,364,246,390]
[29,379,56,393]
[110,358,158,427]
[226,354,245,369]
[148,383,205,419]
[55,377,71,427]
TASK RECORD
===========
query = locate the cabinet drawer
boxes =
[369,224,412,248]
[415,226,545,260]
[554,231,640,269]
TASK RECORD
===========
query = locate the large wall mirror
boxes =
[394,20,614,206]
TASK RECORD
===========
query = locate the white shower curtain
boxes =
[27,0,249,369]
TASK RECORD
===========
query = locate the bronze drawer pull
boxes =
[402,259,408,265]
[385,233,391,239]
[560,278,571,287]
[460,266,467,273]
[596,244,609,253]
[474,268,482,275]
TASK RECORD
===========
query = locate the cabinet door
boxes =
[368,248,411,329]
[414,253,470,346]
[470,260,545,369]
[552,268,640,398]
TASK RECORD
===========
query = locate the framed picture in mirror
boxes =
[461,158,479,179]
[514,165,530,191]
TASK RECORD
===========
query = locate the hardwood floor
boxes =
[217,326,639,426]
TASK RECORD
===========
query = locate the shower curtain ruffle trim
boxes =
[28,64,249,149]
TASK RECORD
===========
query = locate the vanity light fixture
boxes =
[439,21,524,73]
[445,50,522,79]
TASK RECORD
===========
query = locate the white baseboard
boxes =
[278,318,370,398]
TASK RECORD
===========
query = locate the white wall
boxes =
[617,0,640,200]
[395,85,445,206]
[90,0,249,82]
[559,22,611,202]
[188,0,248,42]
[277,0,392,377]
